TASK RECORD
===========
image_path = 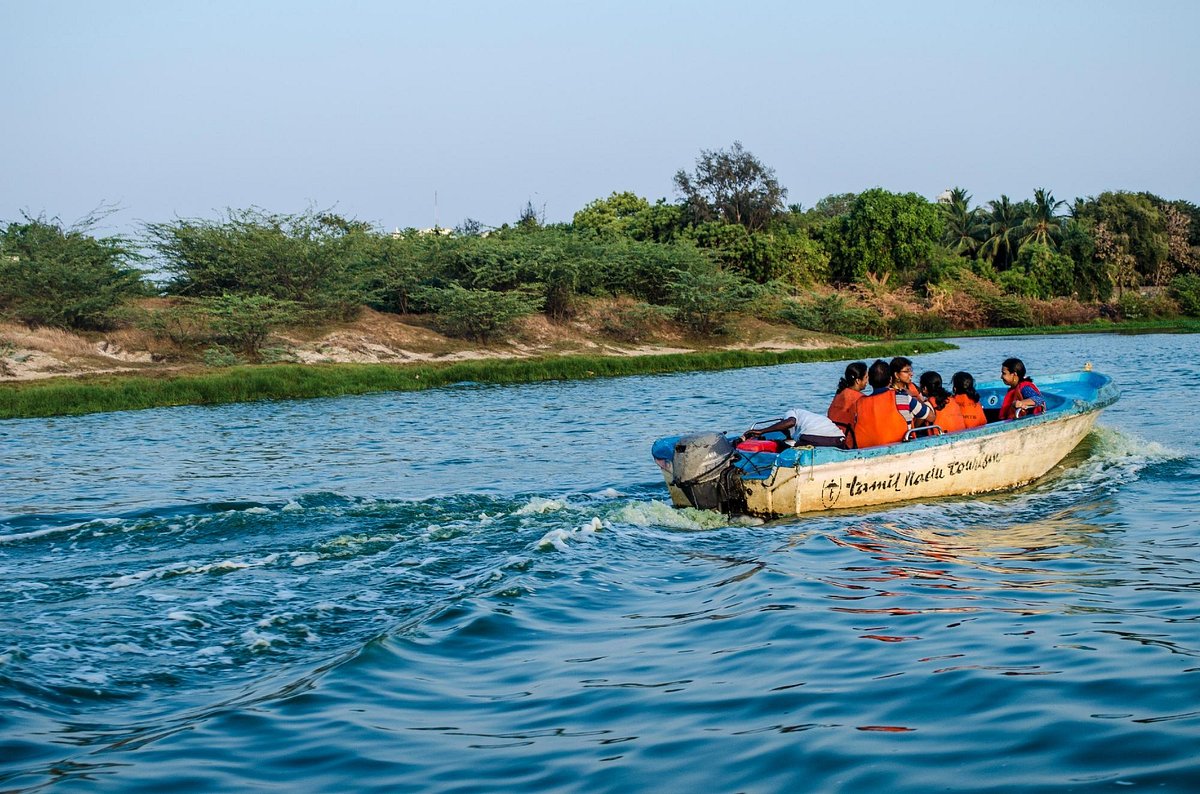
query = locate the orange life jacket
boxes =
[827,388,862,431]
[934,397,967,433]
[953,394,987,428]
[1000,380,1044,420]
[849,391,909,449]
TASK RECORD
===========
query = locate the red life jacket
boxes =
[827,388,863,431]
[849,391,909,449]
[953,394,987,428]
[1000,379,1044,420]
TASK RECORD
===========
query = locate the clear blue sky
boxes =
[3,0,1198,235]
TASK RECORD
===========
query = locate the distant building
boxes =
[936,189,953,205]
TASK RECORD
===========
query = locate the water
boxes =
[1,334,1197,792]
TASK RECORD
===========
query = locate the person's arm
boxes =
[909,395,934,423]
[744,417,796,438]
[1017,384,1045,411]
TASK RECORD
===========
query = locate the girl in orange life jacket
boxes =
[849,359,929,448]
[890,356,923,401]
[999,357,1046,419]
[826,361,868,432]
[919,370,966,433]
[951,371,988,429]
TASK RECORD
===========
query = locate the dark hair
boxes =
[952,371,980,403]
[889,357,913,378]
[1002,357,1027,380]
[836,361,868,393]
[867,359,891,390]
[919,371,952,410]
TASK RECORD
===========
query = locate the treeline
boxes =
[2,142,1199,362]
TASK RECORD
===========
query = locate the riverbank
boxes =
[0,341,954,419]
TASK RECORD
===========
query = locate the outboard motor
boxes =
[671,432,740,511]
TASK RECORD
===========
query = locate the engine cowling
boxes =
[671,432,740,511]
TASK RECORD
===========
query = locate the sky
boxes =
[3,0,1198,237]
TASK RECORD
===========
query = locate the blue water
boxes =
[1,334,1197,792]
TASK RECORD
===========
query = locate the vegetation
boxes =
[2,141,1198,415]
[0,213,146,330]
[0,341,953,419]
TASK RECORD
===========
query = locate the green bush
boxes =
[420,284,543,342]
[199,294,302,357]
[1170,274,1200,316]
[777,293,883,336]
[0,215,147,329]
[666,267,758,335]
[147,208,370,319]
[981,294,1035,327]
[596,301,670,343]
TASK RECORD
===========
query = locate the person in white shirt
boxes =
[743,408,846,448]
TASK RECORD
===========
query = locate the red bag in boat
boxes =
[736,439,781,453]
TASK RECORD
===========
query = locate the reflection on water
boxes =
[2,334,1199,791]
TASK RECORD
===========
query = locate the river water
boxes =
[1,334,1197,792]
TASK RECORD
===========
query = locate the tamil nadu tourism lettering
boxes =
[828,452,1002,501]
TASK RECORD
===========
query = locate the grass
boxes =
[0,340,953,420]
[862,317,1200,341]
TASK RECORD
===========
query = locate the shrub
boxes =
[420,284,543,342]
[1029,297,1100,326]
[1170,273,1200,316]
[596,301,670,344]
[146,208,370,319]
[777,293,883,335]
[200,294,303,358]
[202,345,241,367]
[666,267,759,335]
[981,294,1035,328]
[0,214,147,330]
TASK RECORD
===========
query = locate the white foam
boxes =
[612,500,736,531]
[109,559,251,588]
[243,507,271,515]
[516,497,568,515]
[537,517,605,551]
[242,629,282,651]
[290,552,321,567]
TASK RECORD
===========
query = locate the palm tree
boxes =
[981,195,1023,270]
[1019,188,1066,249]
[940,187,987,257]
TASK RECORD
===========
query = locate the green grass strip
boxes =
[0,340,953,420]
[853,317,1200,341]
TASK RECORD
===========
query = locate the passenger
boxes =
[918,371,965,433]
[848,359,934,448]
[951,371,987,428]
[890,357,936,430]
[999,357,1046,420]
[826,361,868,432]
[744,408,846,448]
[890,356,923,401]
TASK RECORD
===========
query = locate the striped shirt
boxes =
[875,387,932,425]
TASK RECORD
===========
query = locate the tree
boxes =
[1018,188,1066,250]
[1076,192,1168,284]
[1163,203,1196,276]
[674,141,787,231]
[940,187,987,258]
[0,213,146,330]
[980,195,1024,270]
[572,191,652,237]
[827,189,942,286]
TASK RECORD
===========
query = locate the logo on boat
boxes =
[822,477,843,508]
